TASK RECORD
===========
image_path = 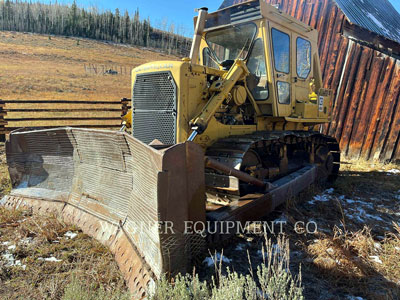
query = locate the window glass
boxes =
[205,23,257,63]
[271,28,290,73]
[277,81,290,104]
[296,37,311,78]
[246,39,268,100]
[203,48,219,69]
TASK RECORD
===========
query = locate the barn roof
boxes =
[219,0,400,44]
[334,0,400,44]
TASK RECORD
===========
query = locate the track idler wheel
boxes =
[315,145,334,180]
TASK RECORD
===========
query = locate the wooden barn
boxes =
[220,0,400,163]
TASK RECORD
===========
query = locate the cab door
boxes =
[292,34,313,103]
[269,23,292,117]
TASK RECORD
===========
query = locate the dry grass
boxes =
[0,31,179,101]
[0,207,130,299]
[275,158,400,299]
[0,142,11,197]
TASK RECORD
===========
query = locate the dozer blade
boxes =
[1,127,206,298]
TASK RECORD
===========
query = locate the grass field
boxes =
[0,31,399,299]
[0,31,178,101]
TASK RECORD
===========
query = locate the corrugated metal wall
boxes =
[222,0,400,162]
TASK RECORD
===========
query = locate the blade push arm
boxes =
[188,59,250,140]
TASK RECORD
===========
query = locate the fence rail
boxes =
[84,64,132,76]
[0,99,125,138]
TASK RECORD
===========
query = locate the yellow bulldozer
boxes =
[2,0,339,297]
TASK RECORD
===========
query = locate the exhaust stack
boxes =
[190,7,208,64]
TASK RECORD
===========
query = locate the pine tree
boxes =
[0,0,191,56]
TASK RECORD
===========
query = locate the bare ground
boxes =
[1,139,399,299]
[198,161,400,300]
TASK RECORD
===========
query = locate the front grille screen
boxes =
[132,72,177,145]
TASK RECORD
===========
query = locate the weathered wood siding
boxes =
[225,0,400,162]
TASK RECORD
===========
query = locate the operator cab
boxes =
[197,0,330,121]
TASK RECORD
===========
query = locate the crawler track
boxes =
[205,131,340,204]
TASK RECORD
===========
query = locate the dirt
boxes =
[198,162,400,300]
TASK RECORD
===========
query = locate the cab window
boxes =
[296,37,311,78]
[277,81,290,104]
[271,28,290,74]
[203,48,219,69]
[205,23,257,63]
[246,39,268,100]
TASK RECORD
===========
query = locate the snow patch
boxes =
[374,242,382,250]
[369,256,383,264]
[346,207,366,223]
[203,253,231,267]
[20,237,33,245]
[366,213,384,222]
[1,250,26,270]
[308,188,335,204]
[235,244,246,251]
[257,243,281,258]
[38,256,62,263]
[346,296,365,300]
[386,169,400,175]
[64,231,78,239]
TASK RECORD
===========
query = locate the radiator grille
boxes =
[132,111,176,145]
[132,72,177,145]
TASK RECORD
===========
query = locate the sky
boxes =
[39,0,222,37]
[34,0,400,37]
[389,0,400,13]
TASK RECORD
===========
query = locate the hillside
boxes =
[0,31,179,101]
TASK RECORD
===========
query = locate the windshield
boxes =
[205,23,257,63]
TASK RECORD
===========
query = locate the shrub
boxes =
[150,235,303,300]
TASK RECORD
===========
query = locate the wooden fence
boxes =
[84,64,133,76]
[0,99,125,138]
